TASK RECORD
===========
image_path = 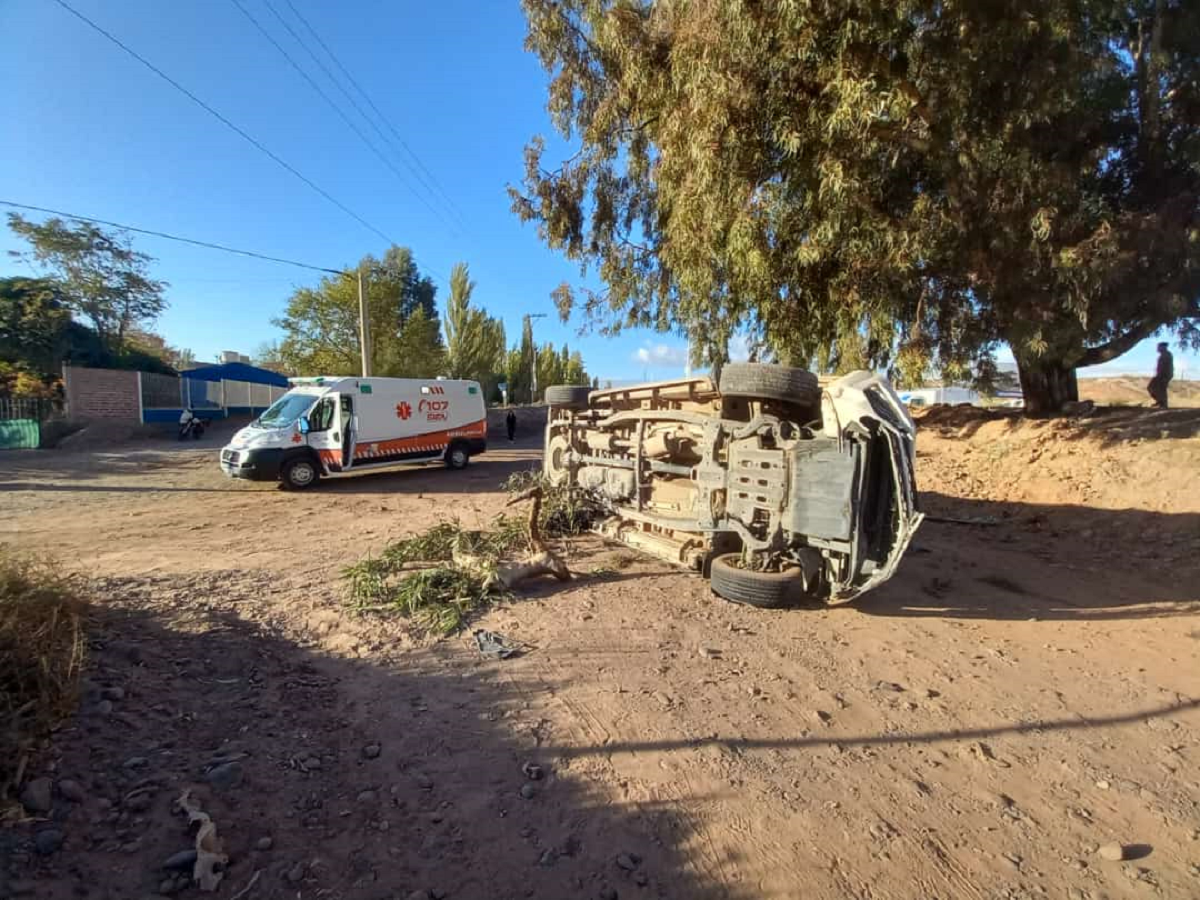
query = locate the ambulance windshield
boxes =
[257,391,316,428]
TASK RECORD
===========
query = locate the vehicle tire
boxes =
[709,553,802,609]
[281,457,319,490]
[719,363,820,408]
[544,433,571,486]
[445,442,470,470]
[544,384,591,411]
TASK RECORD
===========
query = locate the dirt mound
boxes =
[915,404,1200,572]
[1079,375,1200,407]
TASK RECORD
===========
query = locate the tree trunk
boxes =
[1016,357,1079,416]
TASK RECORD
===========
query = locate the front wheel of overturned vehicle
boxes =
[709,553,803,609]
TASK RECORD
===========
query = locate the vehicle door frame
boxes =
[338,392,357,470]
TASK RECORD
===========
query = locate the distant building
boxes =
[898,385,980,407]
[219,350,252,364]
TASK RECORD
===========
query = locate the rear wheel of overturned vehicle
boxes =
[719,363,820,417]
[281,457,319,490]
[709,553,803,609]
[544,384,591,411]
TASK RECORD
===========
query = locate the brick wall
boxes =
[64,365,140,421]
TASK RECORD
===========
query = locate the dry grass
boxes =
[0,548,86,807]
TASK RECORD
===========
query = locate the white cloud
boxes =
[728,334,751,363]
[632,342,687,367]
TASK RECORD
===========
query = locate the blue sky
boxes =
[0,0,1193,381]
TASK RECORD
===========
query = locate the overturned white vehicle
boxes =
[543,365,922,607]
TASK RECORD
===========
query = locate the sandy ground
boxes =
[2,411,1199,900]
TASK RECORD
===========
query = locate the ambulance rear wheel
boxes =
[282,457,319,490]
[445,443,470,470]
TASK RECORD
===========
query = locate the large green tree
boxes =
[7,214,168,354]
[442,262,507,390]
[273,246,443,377]
[513,0,1200,414]
[0,277,69,376]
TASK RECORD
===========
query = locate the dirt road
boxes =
[2,415,1199,899]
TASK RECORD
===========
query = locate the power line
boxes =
[49,0,396,248]
[229,0,453,234]
[259,0,457,236]
[1,200,343,274]
[278,0,470,230]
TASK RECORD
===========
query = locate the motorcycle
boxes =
[178,409,206,441]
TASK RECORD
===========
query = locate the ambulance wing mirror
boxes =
[298,416,311,435]
[351,415,360,433]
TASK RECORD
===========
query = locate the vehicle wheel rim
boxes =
[292,464,314,485]
[452,449,467,467]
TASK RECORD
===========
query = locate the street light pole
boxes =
[524,312,547,402]
[357,268,371,378]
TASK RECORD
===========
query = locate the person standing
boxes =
[1148,342,1174,409]
[505,408,517,442]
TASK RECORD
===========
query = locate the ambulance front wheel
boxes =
[445,443,470,470]
[282,457,320,490]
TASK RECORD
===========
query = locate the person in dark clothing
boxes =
[505,409,517,442]
[1148,342,1174,409]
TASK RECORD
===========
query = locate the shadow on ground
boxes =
[856,491,1200,621]
[5,576,745,900]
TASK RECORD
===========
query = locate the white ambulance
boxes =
[219,376,487,489]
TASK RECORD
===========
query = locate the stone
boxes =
[162,849,198,870]
[616,853,639,871]
[285,861,308,884]
[406,892,427,900]
[123,756,149,769]
[600,889,619,900]
[520,784,536,800]
[205,761,244,792]
[256,836,274,851]
[158,878,177,896]
[34,829,64,855]
[1095,780,1110,790]
[538,849,557,867]
[95,699,114,716]
[1098,843,1127,862]
[126,793,152,813]
[362,743,381,760]
[522,762,544,781]
[413,772,434,790]
[57,779,86,803]
[19,777,53,814]
[356,790,378,804]
[101,686,126,701]
[633,871,649,887]
[651,691,672,707]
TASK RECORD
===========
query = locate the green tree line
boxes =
[261,246,590,403]
[2,214,178,397]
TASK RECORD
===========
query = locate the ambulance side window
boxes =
[307,398,335,432]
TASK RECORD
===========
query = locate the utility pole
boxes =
[525,312,547,401]
[357,268,371,377]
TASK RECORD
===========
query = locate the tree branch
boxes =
[1077,297,1199,367]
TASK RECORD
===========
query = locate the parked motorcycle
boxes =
[178,409,205,441]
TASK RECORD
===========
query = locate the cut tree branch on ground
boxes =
[453,486,571,589]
